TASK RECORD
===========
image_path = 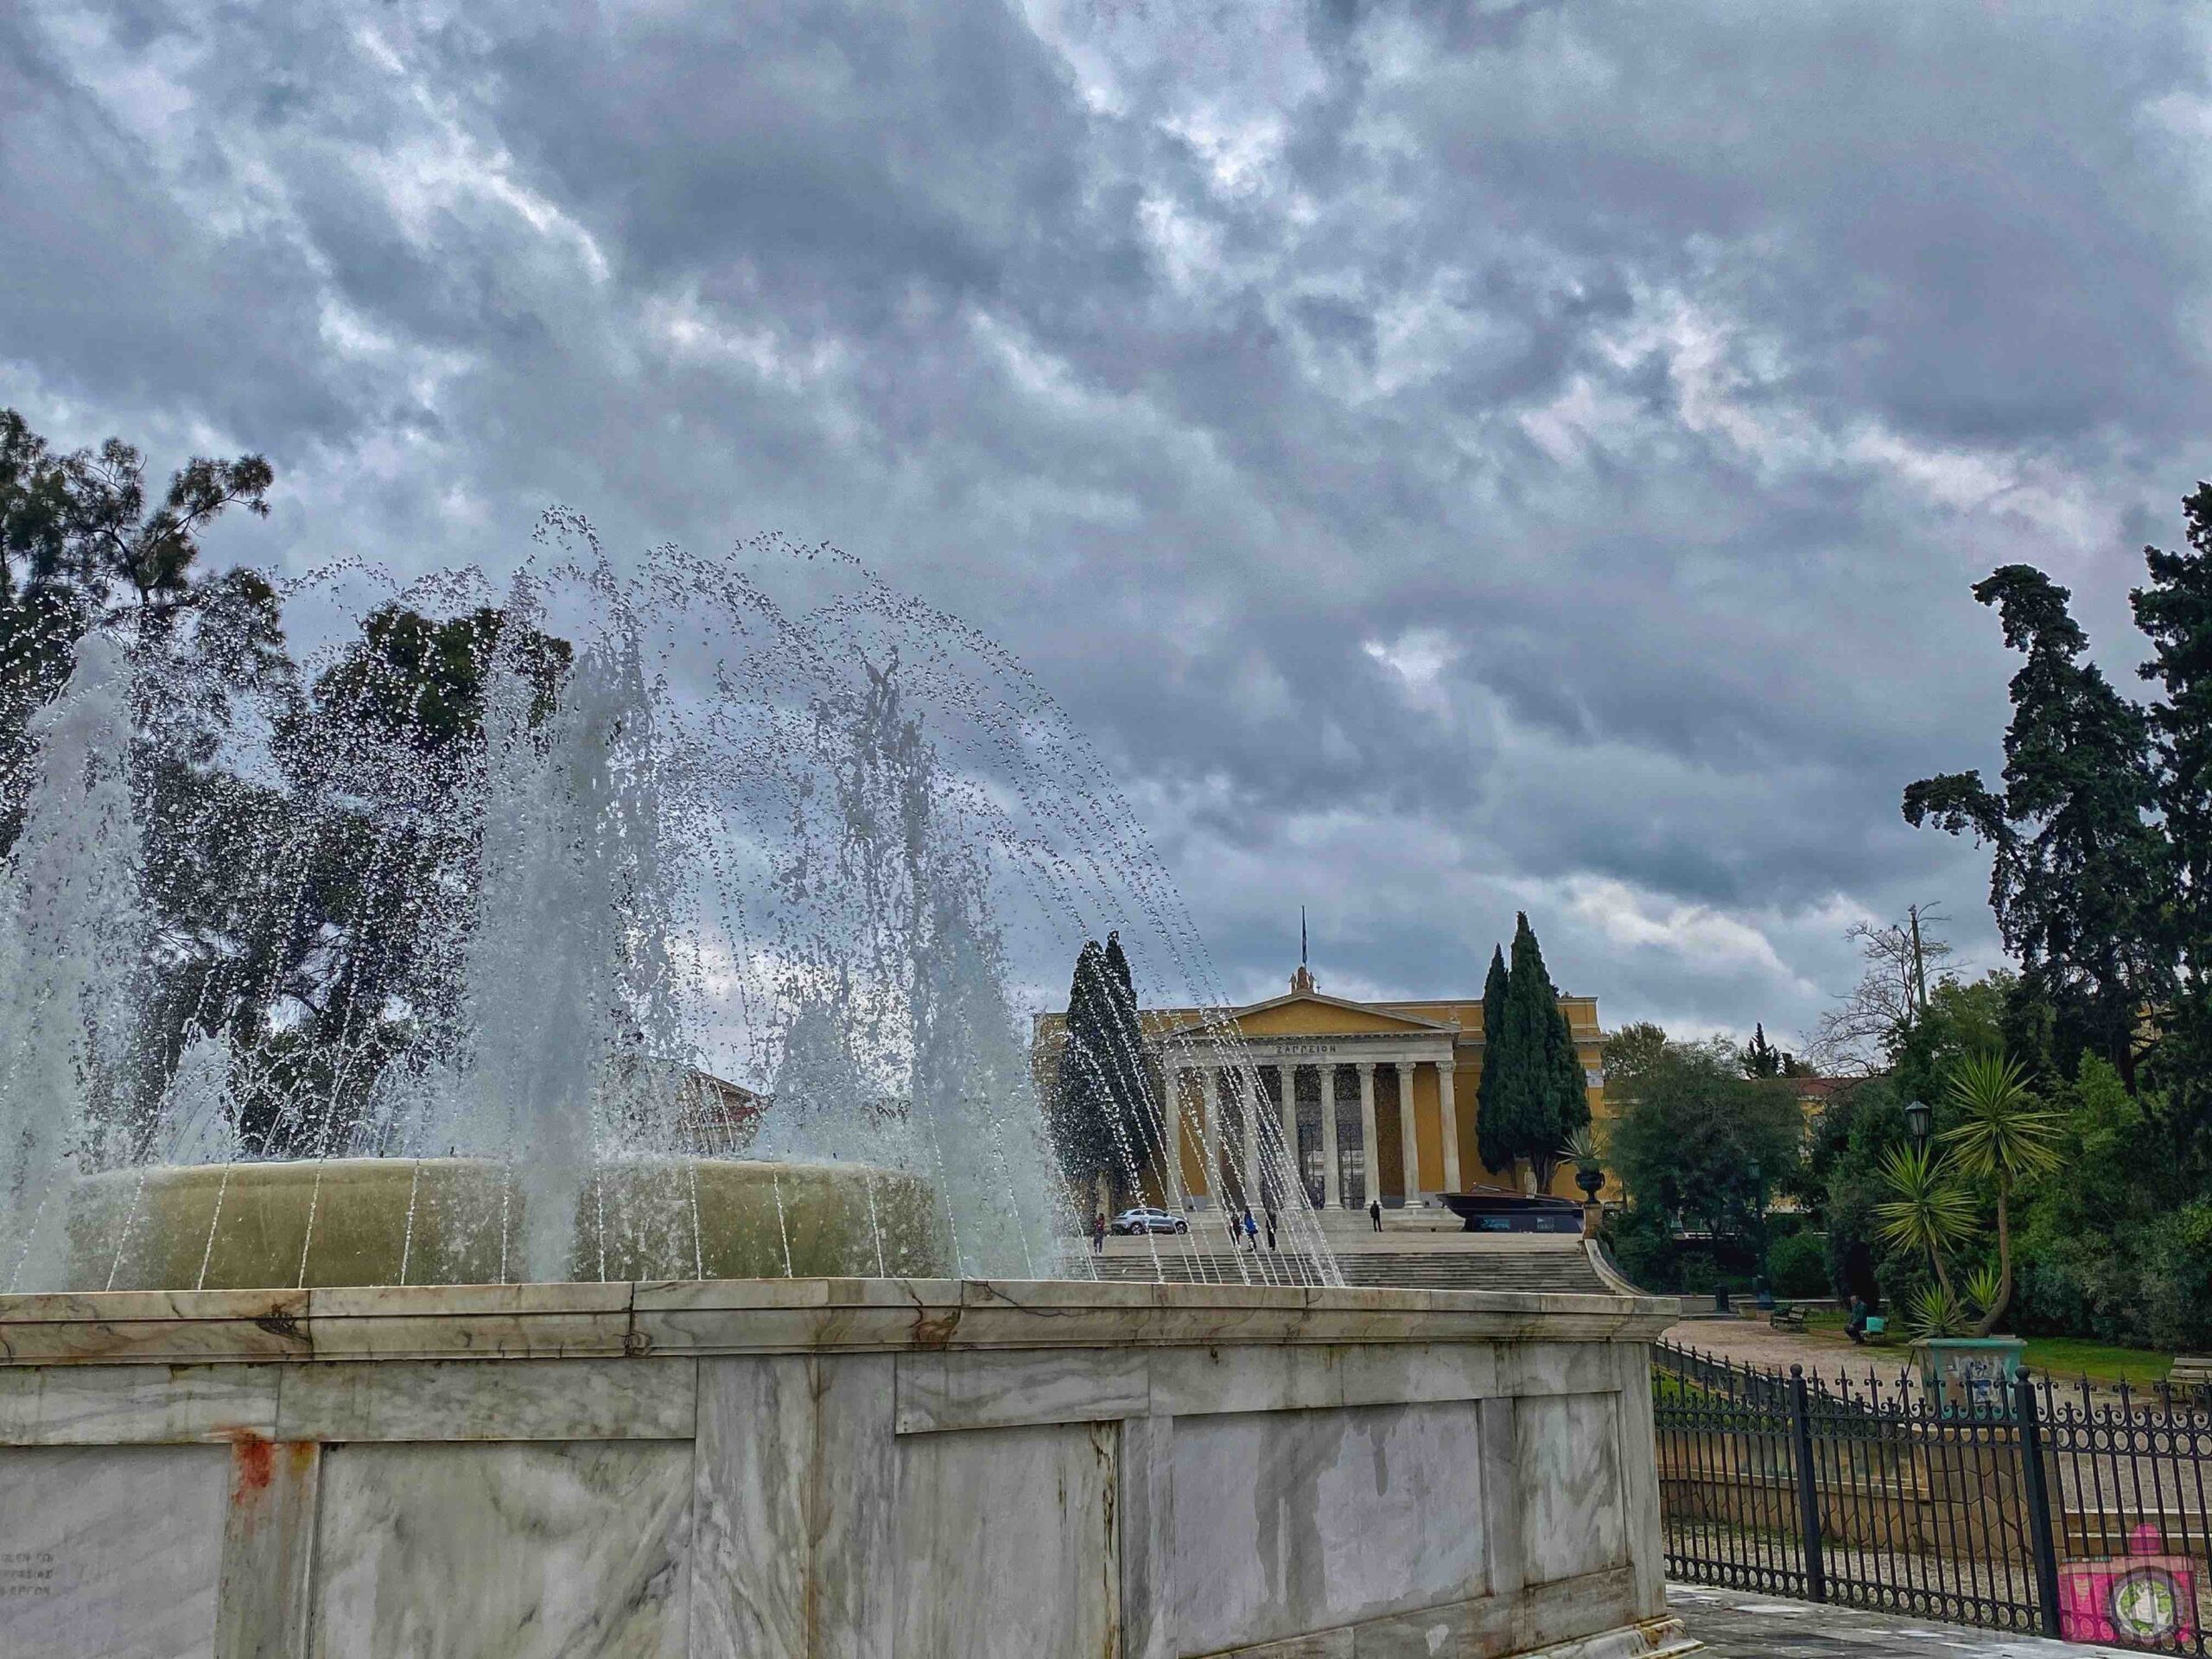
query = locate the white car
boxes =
[1109,1206,1189,1236]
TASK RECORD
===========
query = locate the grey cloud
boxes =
[1,0,2200,1039]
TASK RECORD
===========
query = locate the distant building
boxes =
[673,1070,766,1156]
[1033,962,1608,1211]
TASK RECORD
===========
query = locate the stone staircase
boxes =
[1090,1245,1619,1295]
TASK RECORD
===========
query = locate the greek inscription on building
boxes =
[0,1550,55,1599]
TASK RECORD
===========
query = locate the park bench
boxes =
[1769,1305,1808,1332]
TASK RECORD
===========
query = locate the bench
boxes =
[1770,1306,1808,1332]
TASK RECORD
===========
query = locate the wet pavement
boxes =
[1670,1584,2146,1657]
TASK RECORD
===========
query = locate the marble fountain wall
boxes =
[0,1278,1695,1659]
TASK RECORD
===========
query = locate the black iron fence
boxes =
[1655,1342,2212,1652]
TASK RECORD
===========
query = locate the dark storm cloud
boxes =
[4,0,2209,1039]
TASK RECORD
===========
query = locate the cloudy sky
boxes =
[7,0,2210,1046]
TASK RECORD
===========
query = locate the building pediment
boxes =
[1224,992,1458,1039]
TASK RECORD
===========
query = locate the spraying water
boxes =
[0,520,1339,1291]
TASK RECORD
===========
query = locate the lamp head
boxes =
[1904,1098,1932,1147]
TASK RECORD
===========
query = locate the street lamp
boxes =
[1904,1098,1932,1151]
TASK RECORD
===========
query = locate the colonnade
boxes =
[1157,1054,1461,1208]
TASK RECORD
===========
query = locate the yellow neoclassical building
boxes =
[1033,963,1609,1213]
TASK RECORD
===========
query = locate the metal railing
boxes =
[1655,1342,2212,1652]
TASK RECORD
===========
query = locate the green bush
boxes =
[1604,1204,1681,1291]
[2011,1060,2212,1351]
[1768,1230,1830,1298]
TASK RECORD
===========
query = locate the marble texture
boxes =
[0,1359,278,1445]
[310,1440,693,1657]
[275,1356,696,1442]
[894,1346,1147,1434]
[1611,1344,1668,1621]
[0,1277,1688,1659]
[0,1443,228,1658]
[1118,1413,1178,1659]
[216,1436,321,1659]
[1173,1400,1491,1654]
[1187,1567,1657,1659]
[689,1354,897,1659]
[1516,1394,1628,1587]
[0,1276,1677,1367]
[892,1419,1119,1659]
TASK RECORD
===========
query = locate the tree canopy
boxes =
[1049,932,1146,1207]
[1607,1036,1803,1241]
[0,408,580,1157]
[1475,913,1591,1188]
[1904,565,2167,1089]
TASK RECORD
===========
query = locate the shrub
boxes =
[1768,1230,1830,1299]
[1604,1204,1680,1291]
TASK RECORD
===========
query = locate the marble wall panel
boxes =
[1147,1344,1348,1419]
[891,1420,1117,1659]
[1610,1344,1667,1620]
[0,1361,277,1445]
[310,1440,692,1658]
[1495,1343,1621,1402]
[275,1357,696,1442]
[1117,1414,1176,1659]
[894,1347,1147,1434]
[1173,1402,1488,1655]
[1515,1395,1626,1587]
[215,1437,320,1658]
[0,1444,227,1658]
[688,1354,898,1659]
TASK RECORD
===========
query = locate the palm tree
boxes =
[1872,1142,1976,1301]
[1939,1051,2063,1335]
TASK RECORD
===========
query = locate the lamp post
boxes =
[1747,1159,1770,1300]
[1904,1097,1932,1153]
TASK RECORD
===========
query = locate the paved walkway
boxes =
[1670,1584,2144,1657]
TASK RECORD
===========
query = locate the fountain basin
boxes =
[66,1156,946,1290]
[0,1277,1690,1659]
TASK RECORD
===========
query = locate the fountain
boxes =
[0,524,1687,1659]
[0,527,1334,1294]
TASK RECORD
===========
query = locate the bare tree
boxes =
[1802,903,1955,1074]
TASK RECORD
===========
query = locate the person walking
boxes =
[1263,1207,1278,1253]
[1368,1197,1382,1232]
[1241,1208,1258,1252]
[1090,1211,1106,1255]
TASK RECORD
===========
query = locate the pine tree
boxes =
[1475,943,1513,1176]
[1743,1023,1781,1078]
[1904,565,2167,1088]
[2133,485,2212,1163]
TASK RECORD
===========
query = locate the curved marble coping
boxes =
[0,1277,1678,1367]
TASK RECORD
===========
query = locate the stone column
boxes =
[1319,1063,1342,1208]
[1239,1068,1261,1206]
[1394,1059,1420,1202]
[1159,1058,1188,1211]
[1436,1055,1461,1195]
[1356,1062,1378,1209]
[1200,1066,1222,1210]
[1273,1062,1295,1159]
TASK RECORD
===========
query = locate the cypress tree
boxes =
[1050,940,1119,1209]
[1489,913,1590,1191]
[1102,930,1144,1071]
[1743,1024,1781,1078]
[1533,963,1593,1189]
[1475,944,1513,1176]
